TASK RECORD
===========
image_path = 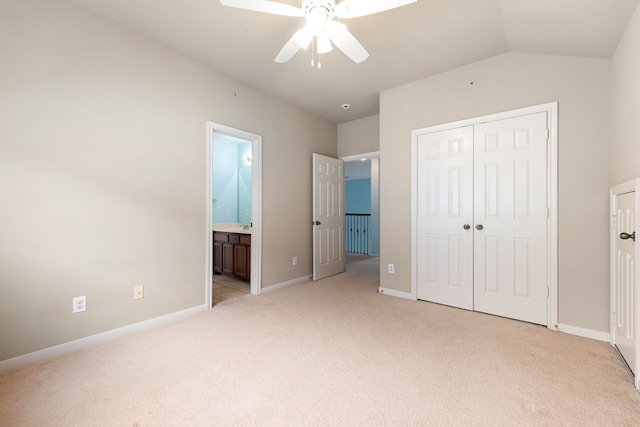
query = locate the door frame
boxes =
[410,102,558,329]
[340,151,380,256]
[206,121,262,307]
[610,178,640,390]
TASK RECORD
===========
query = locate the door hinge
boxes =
[611,214,617,230]
[612,311,617,325]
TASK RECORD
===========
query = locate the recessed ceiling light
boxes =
[341,104,351,110]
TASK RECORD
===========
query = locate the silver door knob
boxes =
[620,231,636,241]
[463,224,471,230]
[476,224,484,231]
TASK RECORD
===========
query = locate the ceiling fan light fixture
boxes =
[294,26,313,49]
[326,21,347,43]
[220,0,417,64]
[316,34,333,54]
[305,4,330,34]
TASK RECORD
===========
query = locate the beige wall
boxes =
[337,114,380,157]
[380,53,612,332]
[612,4,640,184]
[0,0,335,361]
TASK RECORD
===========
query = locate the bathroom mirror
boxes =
[212,133,251,224]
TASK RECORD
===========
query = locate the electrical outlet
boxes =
[388,263,395,274]
[225,209,230,217]
[292,256,298,266]
[73,296,86,314]
[133,285,144,300]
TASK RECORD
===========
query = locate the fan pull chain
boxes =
[310,37,321,69]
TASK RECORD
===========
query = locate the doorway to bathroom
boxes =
[206,122,262,308]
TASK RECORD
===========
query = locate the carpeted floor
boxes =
[1,257,639,426]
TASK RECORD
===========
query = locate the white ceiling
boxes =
[66,0,639,124]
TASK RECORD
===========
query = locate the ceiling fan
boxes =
[219,0,417,64]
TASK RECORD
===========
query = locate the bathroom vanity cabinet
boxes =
[213,231,251,281]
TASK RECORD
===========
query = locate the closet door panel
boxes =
[473,112,548,325]
[416,127,474,310]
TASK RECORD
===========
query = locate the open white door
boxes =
[313,153,345,280]
[611,179,639,390]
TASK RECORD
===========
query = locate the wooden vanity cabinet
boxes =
[212,231,251,281]
[222,242,234,275]
[233,245,248,279]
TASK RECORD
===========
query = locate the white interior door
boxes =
[473,112,548,324]
[313,153,345,280]
[416,127,474,309]
[612,190,636,376]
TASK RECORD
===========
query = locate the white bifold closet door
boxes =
[416,126,474,310]
[417,112,548,325]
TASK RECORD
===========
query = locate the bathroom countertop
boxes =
[212,223,251,234]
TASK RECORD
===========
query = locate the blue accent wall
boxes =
[346,179,371,214]
[212,135,252,224]
[212,136,238,223]
[237,141,252,223]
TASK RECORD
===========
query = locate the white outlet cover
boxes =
[73,296,86,314]
[133,285,144,300]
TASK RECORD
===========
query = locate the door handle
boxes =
[620,231,636,242]
[463,224,471,230]
[313,221,322,226]
[476,224,484,231]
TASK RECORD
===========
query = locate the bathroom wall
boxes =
[212,135,251,224]
[212,134,238,224]
[237,141,252,224]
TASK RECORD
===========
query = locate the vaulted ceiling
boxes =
[66,0,640,123]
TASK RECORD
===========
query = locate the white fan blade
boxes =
[275,34,303,63]
[220,0,304,17]
[334,0,416,19]
[328,27,369,63]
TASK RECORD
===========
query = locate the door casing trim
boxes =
[206,122,262,307]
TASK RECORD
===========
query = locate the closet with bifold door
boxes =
[413,103,557,326]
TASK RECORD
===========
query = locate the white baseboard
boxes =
[556,323,610,342]
[378,287,416,300]
[0,304,208,372]
[261,275,310,294]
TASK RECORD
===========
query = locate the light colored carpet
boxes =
[1,257,639,426]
